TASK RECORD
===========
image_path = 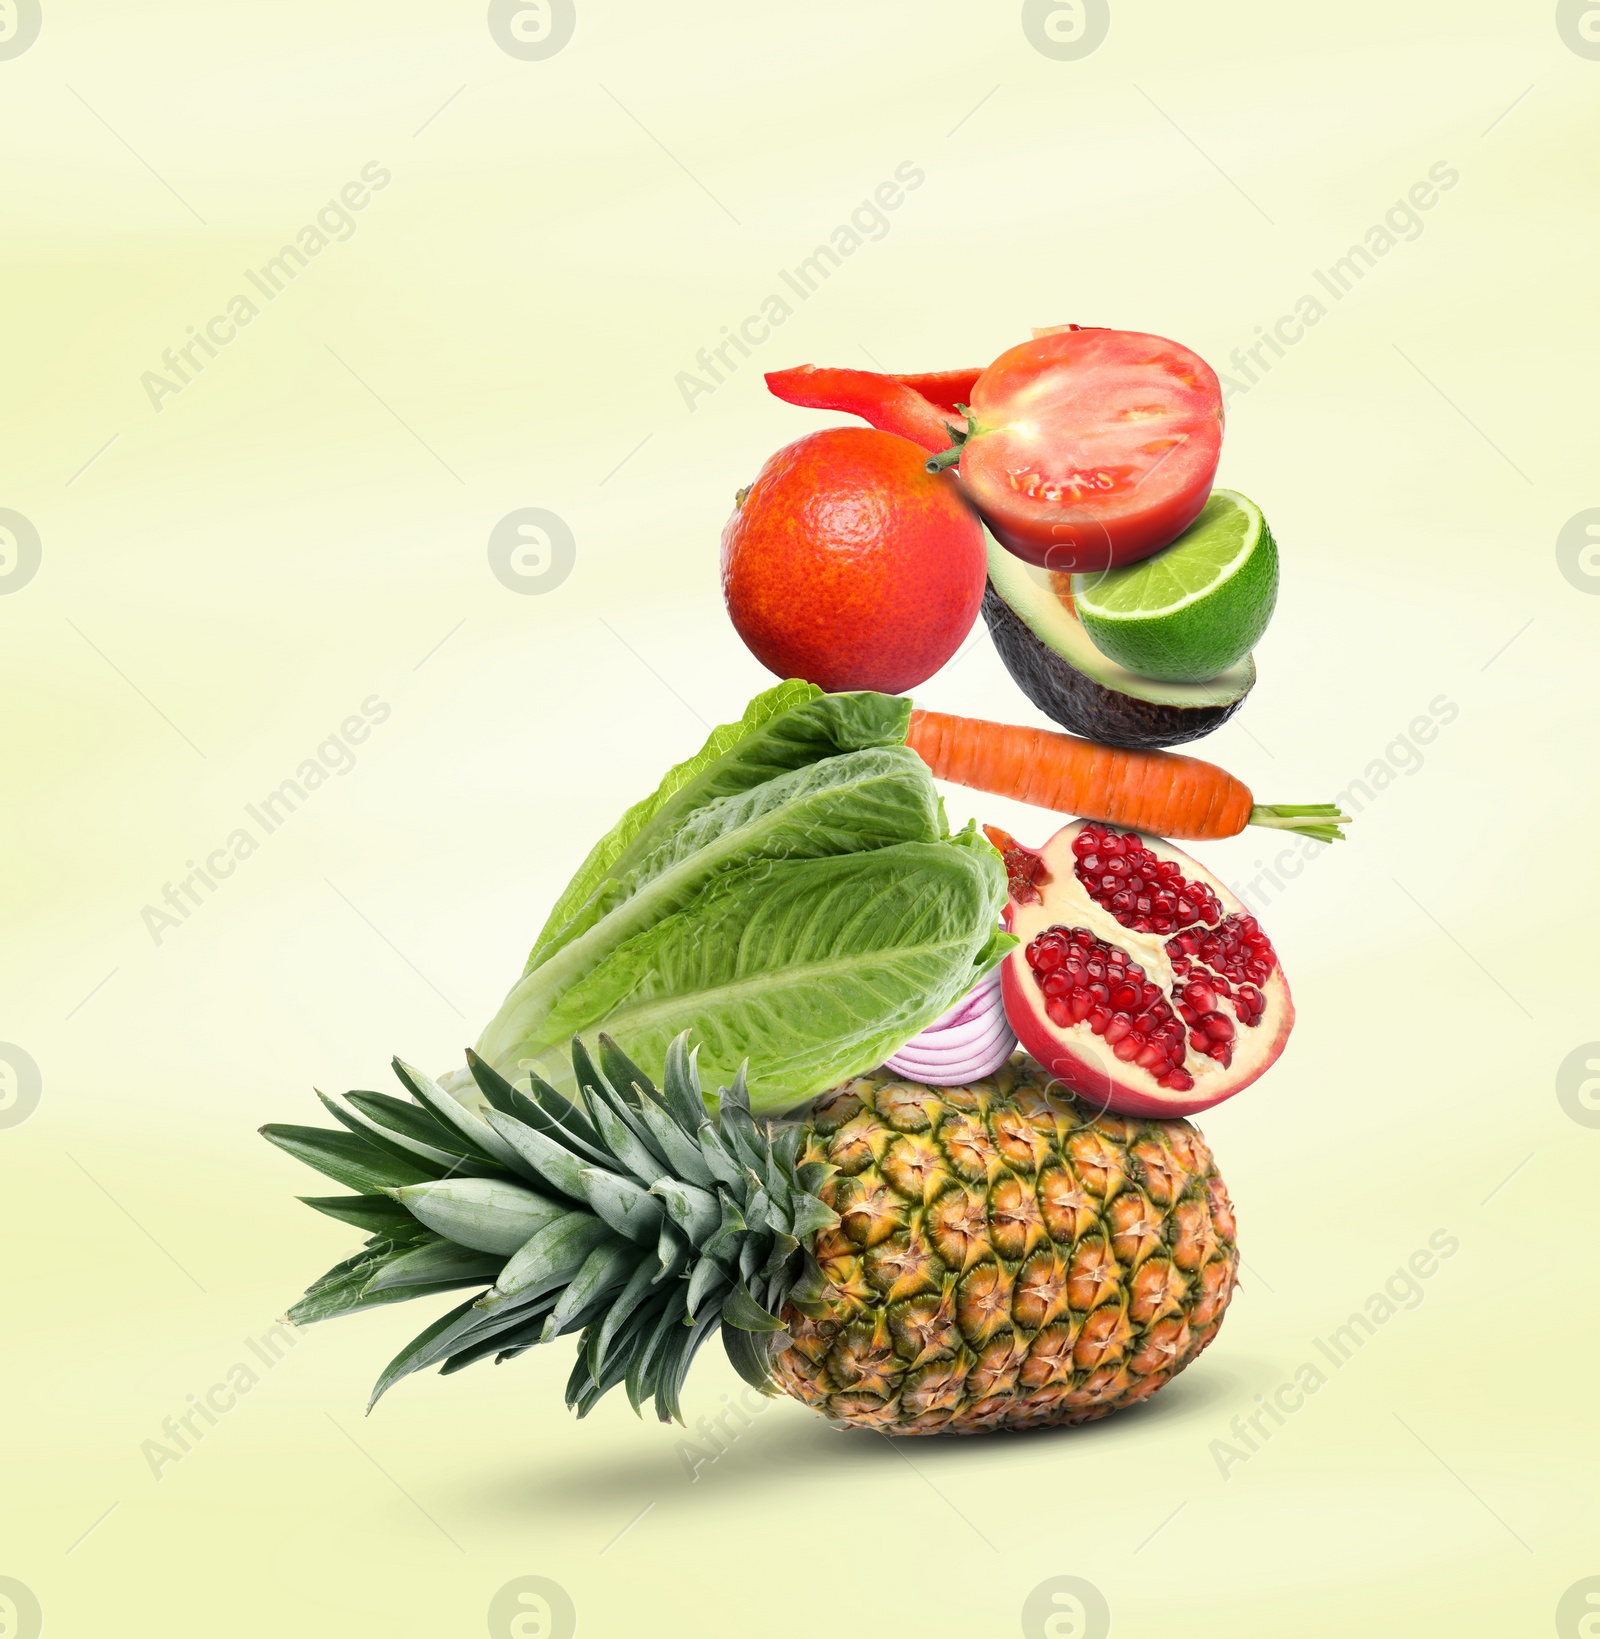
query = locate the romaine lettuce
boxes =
[477,687,1011,1112]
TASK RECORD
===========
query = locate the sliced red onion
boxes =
[884,967,1016,1083]
[940,972,1002,1029]
[907,1009,1003,1053]
[889,1013,1014,1076]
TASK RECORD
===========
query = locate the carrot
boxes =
[906,709,1349,843]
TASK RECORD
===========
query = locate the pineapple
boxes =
[776,1064,1237,1432]
[262,1036,1238,1433]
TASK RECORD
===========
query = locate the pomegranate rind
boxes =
[1000,820,1293,1117]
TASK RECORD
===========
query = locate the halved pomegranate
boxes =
[991,820,1293,1116]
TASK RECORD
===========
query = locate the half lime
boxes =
[1072,489,1278,682]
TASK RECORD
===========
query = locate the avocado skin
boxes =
[980,583,1250,750]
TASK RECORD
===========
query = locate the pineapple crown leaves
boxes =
[259,1031,839,1424]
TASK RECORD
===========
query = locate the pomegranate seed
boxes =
[1069,992,1092,1023]
[1136,1041,1166,1070]
[1160,1068,1194,1092]
[1189,1029,1207,1052]
[1088,1005,1112,1034]
[1113,1033,1142,1063]
[1042,972,1070,998]
[1200,1012,1236,1043]
[1071,831,1098,859]
[1104,1016,1131,1046]
[1046,998,1072,1027]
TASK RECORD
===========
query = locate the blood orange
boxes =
[721,427,986,694]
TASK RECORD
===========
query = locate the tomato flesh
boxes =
[961,328,1223,572]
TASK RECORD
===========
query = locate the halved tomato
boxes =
[958,327,1223,573]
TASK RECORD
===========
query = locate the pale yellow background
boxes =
[2,2,1597,1635]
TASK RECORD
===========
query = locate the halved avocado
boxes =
[983,534,1254,750]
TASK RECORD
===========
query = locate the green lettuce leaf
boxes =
[478,745,943,1069]
[492,827,1013,1113]
[526,684,911,971]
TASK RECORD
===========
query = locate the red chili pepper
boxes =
[889,368,983,417]
[763,364,980,454]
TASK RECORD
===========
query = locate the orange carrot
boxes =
[906,709,1349,843]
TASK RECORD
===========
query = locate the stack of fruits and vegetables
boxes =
[265,324,1347,1436]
